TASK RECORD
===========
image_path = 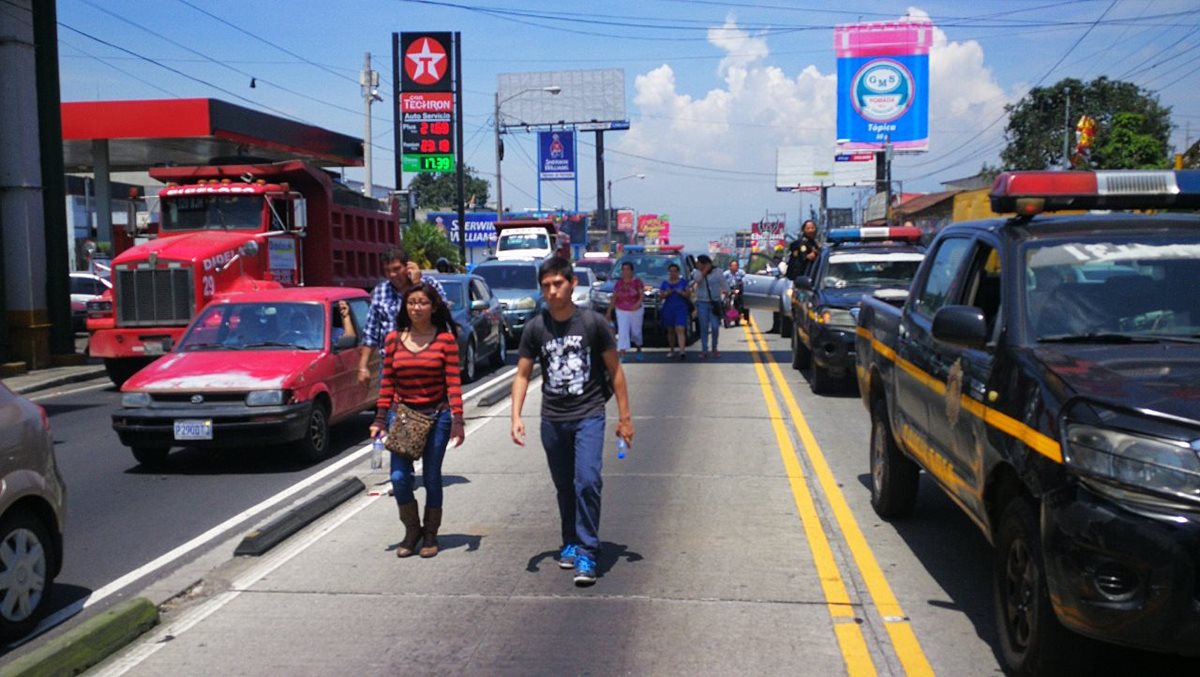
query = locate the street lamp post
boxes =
[494,85,561,221]
[605,173,645,245]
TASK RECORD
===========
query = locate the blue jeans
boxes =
[389,408,452,507]
[540,414,605,559]
[697,301,721,352]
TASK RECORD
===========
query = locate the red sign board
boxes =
[400,33,453,91]
[616,209,634,233]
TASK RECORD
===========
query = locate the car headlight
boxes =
[1064,423,1200,506]
[591,290,612,306]
[814,306,856,329]
[121,392,151,407]
[512,296,537,310]
[246,390,287,406]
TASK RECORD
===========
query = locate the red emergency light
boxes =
[989,170,1200,215]
[826,226,923,243]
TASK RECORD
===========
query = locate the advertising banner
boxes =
[637,213,670,244]
[834,21,932,151]
[430,212,498,248]
[751,221,786,252]
[537,131,575,180]
[399,32,457,173]
[616,209,634,233]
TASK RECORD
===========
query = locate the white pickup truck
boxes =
[494,220,559,261]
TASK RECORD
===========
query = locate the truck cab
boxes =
[493,220,558,261]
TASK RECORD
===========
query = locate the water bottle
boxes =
[616,437,629,460]
[371,436,384,469]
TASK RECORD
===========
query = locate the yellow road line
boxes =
[745,324,877,676]
[748,319,935,677]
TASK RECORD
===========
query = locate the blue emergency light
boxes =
[989,170,1200,215]
[826,226,923,244]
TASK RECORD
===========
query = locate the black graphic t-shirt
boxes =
[519,307,616,421]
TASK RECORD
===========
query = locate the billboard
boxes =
[538,131,575,180]
[497,69,627,130]
[776,145,876,191]
[751,221,786,252]
[616,209,634,233]
[834,21,932,152]
[637,214,670,244]
[430,212,498,248]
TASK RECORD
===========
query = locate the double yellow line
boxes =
[742,319,933,677]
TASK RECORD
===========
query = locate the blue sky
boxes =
[54,0,1200,248]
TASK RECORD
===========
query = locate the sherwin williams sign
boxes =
[835,21,932,151]
[538,131,575,180]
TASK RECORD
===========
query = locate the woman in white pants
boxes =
[606,261,645,362]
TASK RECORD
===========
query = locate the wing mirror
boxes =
[470,299,488,311]
[932,305,988,348]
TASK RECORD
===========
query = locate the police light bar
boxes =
[826,227,923,243]
[621,244,685,252]
[989,170,1200,215]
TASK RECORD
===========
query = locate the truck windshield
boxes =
[500,233,549,251]
[180,302,326,351]
[1024,234,1200,342]
[475,265,538,291]
[162,194,265,231]
[822,255,923,290]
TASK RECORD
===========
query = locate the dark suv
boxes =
[589,245,696,345]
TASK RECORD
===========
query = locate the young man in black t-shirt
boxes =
[511,257,635,586]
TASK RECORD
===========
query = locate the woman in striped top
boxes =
[369,281,465,558]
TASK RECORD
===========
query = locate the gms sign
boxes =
[835,20,932,152]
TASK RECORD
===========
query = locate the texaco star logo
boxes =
[405,37,447,86]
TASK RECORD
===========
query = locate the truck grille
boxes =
[116,267,194,327]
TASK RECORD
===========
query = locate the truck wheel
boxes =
[104,358,150,388]
[490,331,507,367]
[779,307,793,339]
[462,340,477,384]
[0,510,57,642]
[810,361,834,394]
[869,398,918,518]
[791,331,811,371]
[131,446,170,469]
[993,498,1086,676]
[298,400,331,463]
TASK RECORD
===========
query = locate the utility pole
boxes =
[360,52,382,196]
[1062,87,1071,169]
[494,92,504,221]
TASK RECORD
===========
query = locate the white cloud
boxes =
[615,8,1015,246]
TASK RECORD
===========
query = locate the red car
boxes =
[111,287,377,467]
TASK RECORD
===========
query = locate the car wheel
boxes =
[131,446,170,468]
[792,329,811,371]
[810,360,833,394]
[462,340,477,384]
[994,498,1086,676]
[490,329,507,367]
[299,399,331,462]
[779,307,793,339]
[0,510,57,642]
[869,398,918,518]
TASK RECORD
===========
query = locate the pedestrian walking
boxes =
[511,257,634,586]
[358,246,447,385]
[658,263,690,359]
[690,255,728,359]
[369,281,465,559]
[605,261,645,362]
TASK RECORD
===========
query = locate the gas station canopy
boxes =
[61,98,363,172]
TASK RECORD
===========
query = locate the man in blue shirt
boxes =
[356,246,446,385]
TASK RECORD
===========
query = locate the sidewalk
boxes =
[1,362,108,396]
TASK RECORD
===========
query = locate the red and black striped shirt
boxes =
[375,330,464,418]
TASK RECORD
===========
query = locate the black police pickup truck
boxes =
[855,170,1200,675]
[790,226,925,394]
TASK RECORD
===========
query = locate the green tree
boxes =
[403,219,461,270]
[407,167,490,210]
[1000,77,1171,170]
[1093,113,1168,169]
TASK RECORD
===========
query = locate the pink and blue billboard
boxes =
[835,21,932,152]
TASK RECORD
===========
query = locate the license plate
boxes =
[174,419,213,441]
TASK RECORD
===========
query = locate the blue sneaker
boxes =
[558,544,578,570]
[573,553,597,586]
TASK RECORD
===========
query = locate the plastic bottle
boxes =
[616,437,629,460]
[371,436,384,469]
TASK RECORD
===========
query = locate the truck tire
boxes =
[791,330,811,371]
[462,340,477,384]
[298,400,331,463]
[993,498,1088,676]
[869,398,918,518]
[490,331,507,367]
[779,306,793,339]
[810,361,834,394]
[131,446,170,469]
[0,510,57,642]
[104,358,151,388]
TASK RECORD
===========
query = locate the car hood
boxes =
[124,350,319,391]
[113,230,258,267]
[817,288,872,308]
[491,288,540,303]
[1032,343,1200,421]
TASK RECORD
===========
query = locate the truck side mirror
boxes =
[470,299,488,312]
[794,276,813,291]
[932,305,988,348]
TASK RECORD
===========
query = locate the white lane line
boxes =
[462,365,517,403]
[27,380,111,401]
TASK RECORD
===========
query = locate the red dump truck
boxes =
[87,160,399,386]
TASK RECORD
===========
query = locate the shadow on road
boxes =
[524,540,643,578]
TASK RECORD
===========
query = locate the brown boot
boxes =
[396,501,422,558]
[419,506,442,558]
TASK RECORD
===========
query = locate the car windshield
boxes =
[499,233,549,250]
[575,259,612,280]
[180,302,326,350]
[822,255,923,290]
[614,254,682,286]
[161,194,264,231]
[574,269,593,286]
[438,281,467,309]
[1024,234,1200,342]
[475,264,538,290]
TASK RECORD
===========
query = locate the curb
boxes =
[8,367,108,396]
[234,477,366,556]
[0,597,158,677]
[476,364,538,408]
